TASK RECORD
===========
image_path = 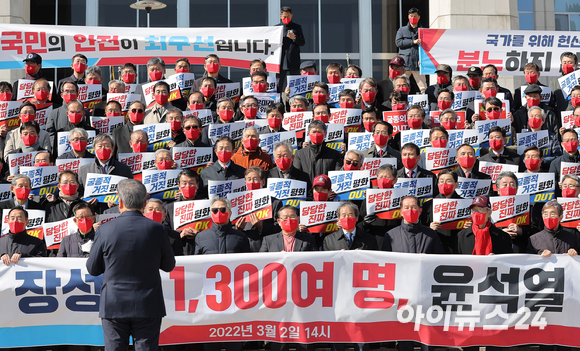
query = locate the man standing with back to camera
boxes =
[87,179,175,351]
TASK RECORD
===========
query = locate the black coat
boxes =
[528,226,580,255]
[112,122,136,156]
[453,167,492,180]
[395,22,421,71]
[363,143,403,169]
[0,230,47,257]
[166,227,184,256]
[293,143,342,183]
[267,166,312,200]
[513,103,559,136]
[0,197,45,210]
[45,196,85,223]
[396,165,438,196]
[457,223,514,255]
[57,229,94,257]
[194,222,251,254]
[199,161,246,198]
[382,222,444,254]
[323,228,378,251]
[549,151,580,182]
[86,210,175,319]
[259,231,316,252]
[57,150,95,159]
[278,21,305,71]
[478,147,525,172]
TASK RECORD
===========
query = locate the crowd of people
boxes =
[0,5,578,351]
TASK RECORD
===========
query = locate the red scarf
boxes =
[472,221,493,255]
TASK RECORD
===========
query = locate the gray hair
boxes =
[496,171,518,190]
[452,75,469,86]
[155,148,172,158]
[440,108,458,121]
[85,66,101,77]
[377,164,397,177]
[562,174,580,185]
[308,120,327,132]
[211,197,231,211]
[345,149,365,165]
[108,80,126,92]
[11,174,31,187]
[118,179,147,210]
[216,97,235,110]
[542,199,563,216]
[273,141,293,155]
[394,75,411,86]
[167,108,183,119]
[528,106,546,120]
[147,57,166,69]
[146,198,166,212]
[337,201,360,218]
[68,128,88,141]
[289,95,308,107]
[131,130,148,141]
[243,126,259,138]
[93,133,115,148]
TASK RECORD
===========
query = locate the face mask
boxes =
[438,183,454,196]
[249,83,267,93]
[389,69,402,79]
[184,128,200,140]
[35,90,48,101]
[201,86,215,98]
[73,62,87,73]
[275,157,292,170]
[455,85,468,92]
[482,89,497,99]
[280,218,298,233]
[499,186,517,196]
[25,65,36,75]
[339,101,354,109]
[312,94,326,104]
[164,120,179,133]
[409,16,419,25]
[543,217,559,230]
[243,138,259,151]
[378,178,394,189]
[344,162,360,171]
[219,110,234,122]
[216,150,232,163]
[314,115,329,123]
[472,212,487,226]
[20,114,35,123]
[529,117,542,129]
[563,141,579,153]
[129,111,144,124]
[392,103,406,111]
[122,73,136,84]
[562,188,577,198]
[438,100,452,110]
[328,75,341,84]
[96,148,112,161]
[34,162,49,167]
[149,71,163,81]
[190,103,204,110]
[362,91,376,103]
[432,139,447,148]
[303,71,316,76]
[22,134,37,146]
[527,98,540,108]
[525,74,538,84]
[181,186,197,199]
[458,155,476,169]
[9,221,25,234]
[290,107,306,112]
[14,187,31,201]
[0,92,12,101]
[206,63,220,74]
[469,77,480,88]
[313,191,328,201]
[77,217,94,232]
[145,211,163,223]
[397,86,410,94]
[310,132,324,144]
[407,118,422,129]
[563,63,575,75]
[401,209,420,223]
[363,121,376,132]
[486,110,501,120]
[572,97,580,108]
[61,183,78,196]
[374,134,388,146]
[490,139,503,151]
[211,211,229,225]
[86,79,101,85]
[155,94,168,106]
[175,68,189,74]
[246,182,261,190]
[106,112,121,117]
[267,117,281,130]
[340,217,357,231]
[402,157,418,170]
[525,158,540,171]
[72,140,87,153]
[282,17,291,25]
[243,107,258,119]
[575,116,580,128]
[437,75,449,85]
[68,112,83,124]
[441,120,456,130]
[156,160,172,170]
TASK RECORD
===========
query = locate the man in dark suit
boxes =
[453,144,491,180]
[277,6,305,93]
[78,134,134,189]
[478,126,524,172]
[324,202,378,252]
[397,142,437,195]
[86,179,175,351]
[199,136,246,198]
[363,121,403,169]
[260,205,315,252]
[293,120,342,183]
[0,175,45,210]
[1,208,46,264]
[268,141,312,198]
[112,101,146,156]
[191,54,233,93]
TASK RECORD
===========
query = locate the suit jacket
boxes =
[0,230,47,257]
[363,143,403,169]
[112,122,136,156]
[478,147,525,172]
[259,231,316,252]
[78,158,134,188]
[57,150,95,160]
[457,223,514,255]
[278,21,305,71]
[191,73,233,93]
[45,104,93,154]
[0,197,45,210]
[199,161,246,198]
[86,210,175,319]
[453,166,492,180]
[323,228,378,251]
[383,222,444,254]
[396,166,437,195]
[293,143,342,183]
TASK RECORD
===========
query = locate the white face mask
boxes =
[81,240,94,254]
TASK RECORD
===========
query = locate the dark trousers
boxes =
[102,317,162,351]
[276,69,300,93]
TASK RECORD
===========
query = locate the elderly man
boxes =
[0,208,46,265]
[33,151,53,167]
[93,80,125,116]
[144,198,183,256]
[87,179,175,351]
[199,136,246,198]
[341,149,364,171]
[57,202,96,257]
[200,97,235,145]
[260,205,316,252]
[528,200,580,257]
[144,81,173,124]
[45,170,84,223]
[166,108,186,147]
[4,102,51,160]
[494,171,530,252]
[57,128,95,159]
[293,120,341,182]
[518,106,562,168]
[231,126,273,171]
[268,141,310,182]
[173,116,208,148]
[550,129,580,183]
[324,201,377,251]
[28,78,51,105]
[113,101,146,155]
[153,149,177,170]
[560,174,580,198]
[128,130,150,153]
[478,125,524,171]
[513,84,559,136]
[78,134,133,189]
[0,174,44,210]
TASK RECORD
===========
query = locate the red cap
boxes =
[390,56,406,67]
[312,174,332,190]
[470,195,490,209]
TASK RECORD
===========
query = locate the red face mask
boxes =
[328,75,341,84]
[73,62,87,73]
[525,158,540,171]
[249,82,267,93]
[280,218,298,233]
[201,87,215,98]
[149,71,163,81]
[432,139,447,148]
[562,188,577,198]
[401,209,420,223]
[206,63,220,74]
[340,217,357,231]
[525,74,538,84]
[25,65,36,75]
[0,92,12,101]
[86,79,101,85]
[35,90,48,101]
[362,91,376,103]
[156,160,172,170]
[374,134,388,146]
[392,103,406,111]
[482,89,497,99]
[455,85,468,92]
[489,139,503,151]
[22,134,37,146]
[77,217,94,232]
[20,114,35,123]
[181,186,197,199]
[96,148,112,161]
[314,115,329,123]
[61,183,78,196]
[499,186,517,196]
[469,77,480,88]
[184,128,200,140]
[9,221,25,234]
[409,16,419,25]
[155,94,168,106]
[397,86,410,94]
[310,132,325,144]
[189,103,204,110]
[211,211,229,225]
[243,138,259,151]
[275,157,292,171]
[472,212,487,226]
[72,140,87,153]
[106,112,121,117]
[312,94,326,104]
[402,157,418,170]
[216,150,232,163]
[543,217,559,230]
[529,117,542,129]
[563,63,575,75]
[441,120,456,130]
[68,112,83,124]
[458,155,476,169]
[339,101,354,109]
[145,211,163,223]
[572,97,580,108]
[246,182,261,190]
[14,187,31,201]
[129,111,145,124]
[389,69,402,79]
[378,178,394,189]
[122,73,136,84]
[407,118,422,129]
[303,71,316,76]
[243,107,258,119]
[363,121,376,132]
[486,110,501,120]
[438,183,454,196]
[527,98,540,108]
[438,100,452,110]
[313,191,328,201]
[175,68,189,74]
[344,162,360,171]
[564,141,579,153]
[268,117,282,129]
[282,17,291,25]
[170,120,182,132]
[34,162,49,167]
[437,75,449,85]
[290,107,306,112]
[219,110,234,122]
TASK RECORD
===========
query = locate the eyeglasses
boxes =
[345,160,359,167]
[243,104,258,108]
[131,108,144,113]
[279,216,298,220]
[184,126,200,130]
[562,184,578,189]
[70,138,88,142]
[211,208,227,214]
[486,107,501,112]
